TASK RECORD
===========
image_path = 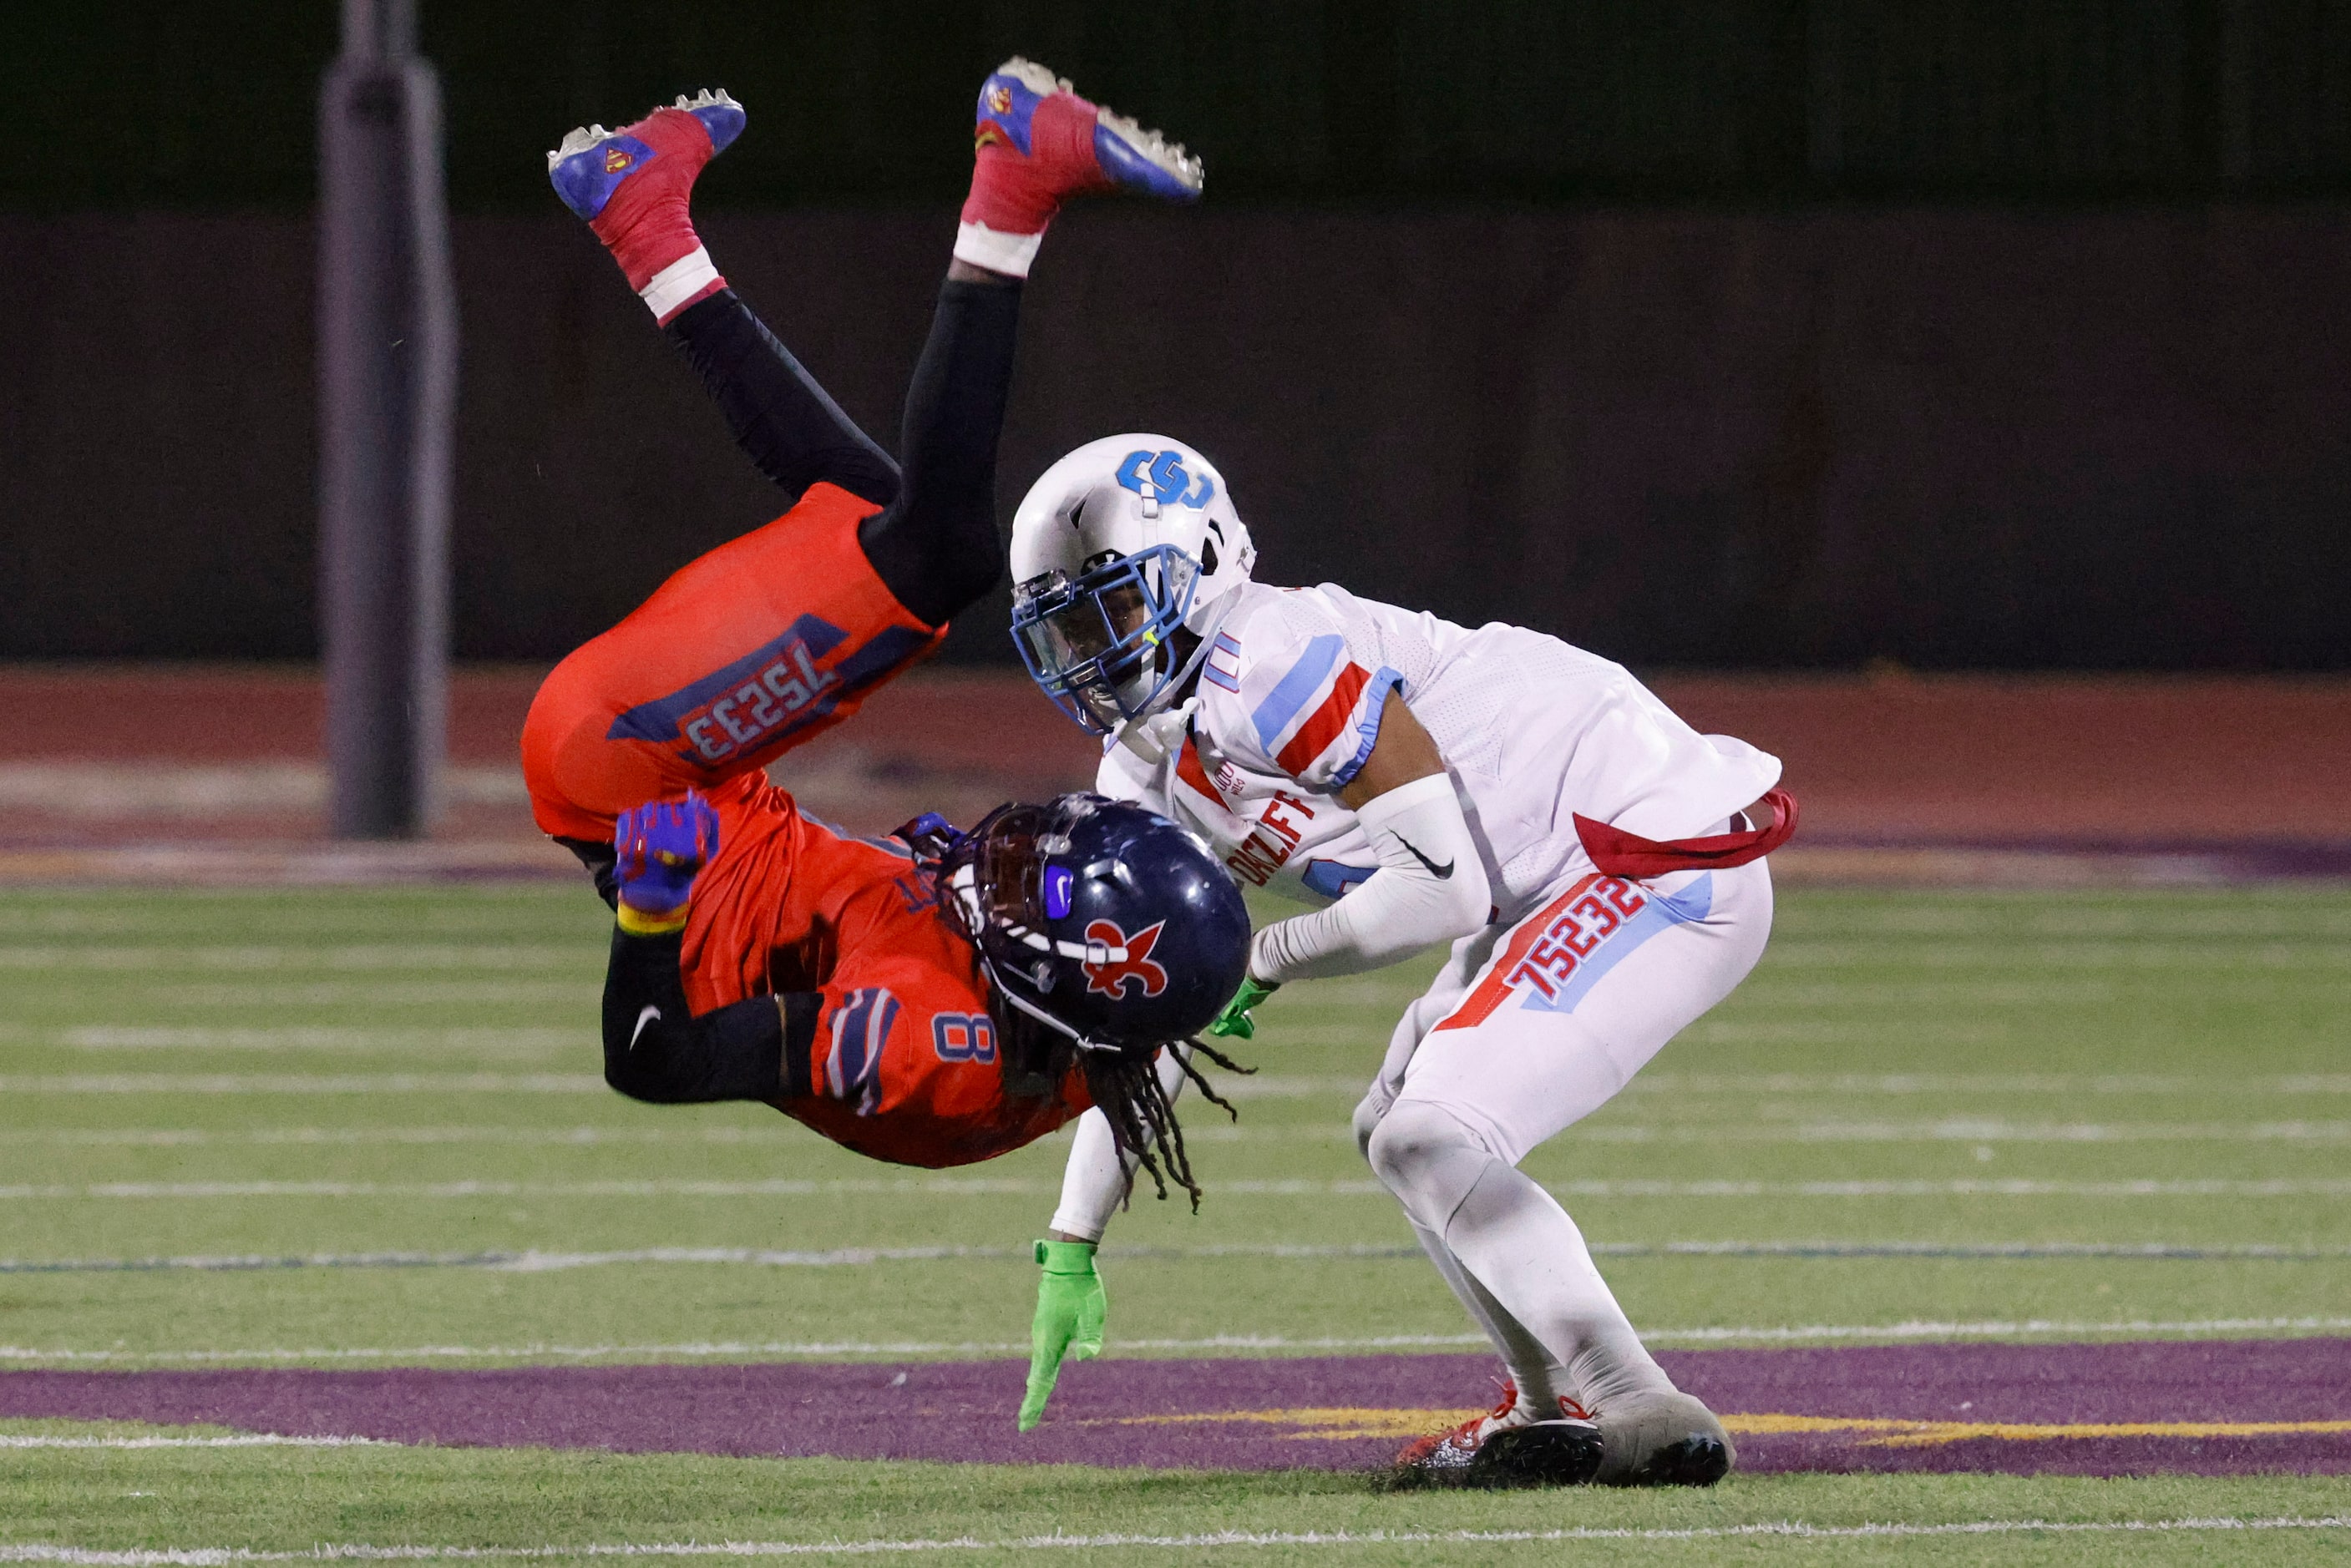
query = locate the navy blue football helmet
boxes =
[908,794,1249,1056]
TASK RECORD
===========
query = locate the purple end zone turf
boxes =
[3,1338,2345,1475]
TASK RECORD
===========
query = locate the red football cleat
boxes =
[548,89,745,322]
[1394,1381,1604,1489]
[956,58,1202,277]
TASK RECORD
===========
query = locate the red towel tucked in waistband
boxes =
[1573,787,1801,879]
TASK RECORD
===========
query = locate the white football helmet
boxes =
[1007,434,1257,735]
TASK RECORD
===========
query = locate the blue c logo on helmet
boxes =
[1116,449,1215,509]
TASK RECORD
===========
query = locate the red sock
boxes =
[590,109,728,323]
[955,90,1111,278]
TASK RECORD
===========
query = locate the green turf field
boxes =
[3,883,2347,1561]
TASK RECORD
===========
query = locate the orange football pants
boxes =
[521,483,946,844]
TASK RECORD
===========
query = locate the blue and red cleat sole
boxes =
[546,89,745,222]
[974,58,1203,204]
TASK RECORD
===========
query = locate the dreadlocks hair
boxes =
[896,803,1258,1207]
[1081,1034,1254,1212]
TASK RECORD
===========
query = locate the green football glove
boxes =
[1207,975,1279,1039]
[1017,1238,1106,1431]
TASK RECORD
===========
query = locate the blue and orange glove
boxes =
[1018,1239,1106,1430]
[613,792,720,935]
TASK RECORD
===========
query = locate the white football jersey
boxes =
[1097,582,1781,922]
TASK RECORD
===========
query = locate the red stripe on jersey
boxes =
[1431,875,1601,1033]
[1275,660,1371,778]
[1175,734,1224,807]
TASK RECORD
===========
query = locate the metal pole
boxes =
[318,0,456,838]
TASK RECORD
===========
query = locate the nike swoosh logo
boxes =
[1392,832,1454,880]
[631,1004,661,1050]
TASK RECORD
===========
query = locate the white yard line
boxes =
[1784,908,2351,940]
[0,1180,1050,1201]
[1677,1020,2019,1045]
[1624,1072,2351,1095]
[4,1176,2346,1201]
[0,1247,1023,1274]
[0,1069,2339,1100]
[1758,940,2351,969]
[0,1128,712,1147]
[1638,1314,2351,1344]
[5,1119,2348,1147]
[1578,1120,2351,1143]
[1,1518,2346,1560]
[1732,981,2128,1006]
[0,1335,1434,1363]
[0,1436,385,1450]
[1557,1177,2351,1196]
[3,1314,2345,1365]
[57,1029,583,1054]
[0,928,2186,1013]
[0,948,581,973]
[0,1075,607,1095]
[1541,1177,2351,1196]
[0,1240,2342,1277]
[86,984,595,1009]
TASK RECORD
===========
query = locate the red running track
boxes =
[4,666,2348,843]
[6,669,2348,882]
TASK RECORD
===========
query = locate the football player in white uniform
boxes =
[1006,436,1796,1487]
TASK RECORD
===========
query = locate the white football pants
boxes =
[1354,857,1774,1414]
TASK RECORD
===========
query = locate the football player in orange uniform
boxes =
[524,64,1244,1191]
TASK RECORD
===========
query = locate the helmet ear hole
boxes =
[1200,538,1219,574]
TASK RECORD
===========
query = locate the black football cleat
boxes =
[1593,1390,1735,1486]
[1394,1382,1604,1489]
[1474,1418,1609,1487]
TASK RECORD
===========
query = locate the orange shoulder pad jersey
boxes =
[684,775,1092,1169]
[519,488,1092,1169]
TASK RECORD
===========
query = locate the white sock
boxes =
[952,220,1043,279]
[1371,1099,1672,1413]
[1446,1161,1674,1410]
[640,245,722,324]
[1407,1220,1566,1417]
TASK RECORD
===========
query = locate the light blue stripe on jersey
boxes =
[1250,633,1345,752]
[1300,858,1378,900]
[1518,874,1714,1017]
[1328,666,1405,790]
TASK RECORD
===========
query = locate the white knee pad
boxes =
[1365,1098,1502,1236]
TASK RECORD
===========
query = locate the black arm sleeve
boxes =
[600,927,820,1105]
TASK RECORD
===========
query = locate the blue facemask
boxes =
[1011,544,1202,734]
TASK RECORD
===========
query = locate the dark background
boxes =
[7,1,2349,667]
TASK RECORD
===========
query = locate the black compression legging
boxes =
[662,278,1018,628]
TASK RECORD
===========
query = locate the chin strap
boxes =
[1108,584,1247,762]
[1113,697,1199,766]
[979,952,1122,1055]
